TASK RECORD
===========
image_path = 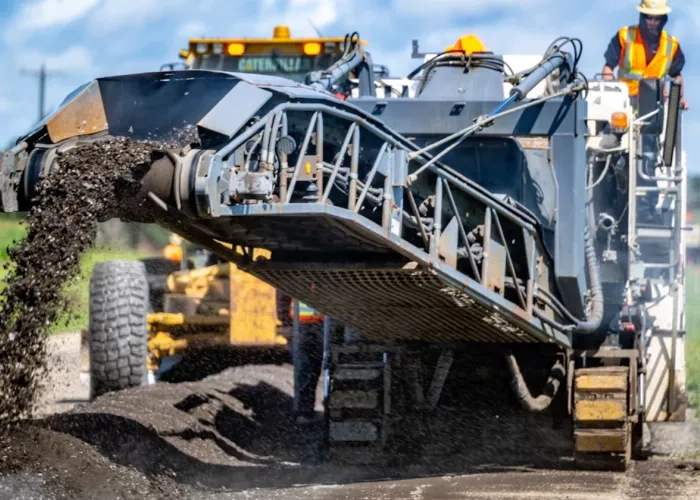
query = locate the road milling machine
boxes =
[0,32,688,470]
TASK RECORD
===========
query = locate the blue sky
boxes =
[1,0,699,171]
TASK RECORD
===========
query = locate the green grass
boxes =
[685,268,700,408]
[0,215,151,334]
[46,247,150,333]
[0,215,28,260]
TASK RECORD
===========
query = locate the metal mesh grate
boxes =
[250,265,542,344]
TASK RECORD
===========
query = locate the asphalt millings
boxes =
[0,137,170,430]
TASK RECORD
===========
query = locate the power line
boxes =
[20,63,64,122]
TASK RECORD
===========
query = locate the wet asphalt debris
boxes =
[0,136,179,431]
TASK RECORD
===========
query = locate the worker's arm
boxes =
[669,44,688,110]
[674,75,688,110]
[602,33,622,80]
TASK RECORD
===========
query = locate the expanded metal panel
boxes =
[251,266,541,344]
[221,215,392,253]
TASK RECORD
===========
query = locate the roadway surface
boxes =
[1,332,697,500]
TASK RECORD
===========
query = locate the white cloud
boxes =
[288,0,339,28]
[251,4,339,37]
[19,46,94,74]
[177,22,208,40]
[15,0,100,30]
[86,0,184,33]
[0,98,12,112]
[395,0,551,15]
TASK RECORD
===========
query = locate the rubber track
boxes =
[88,260,149,397]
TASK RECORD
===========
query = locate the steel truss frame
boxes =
[185,100,590,347]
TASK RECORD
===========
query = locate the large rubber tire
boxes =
[88,260,149,399]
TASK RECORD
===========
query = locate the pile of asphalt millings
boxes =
[0,133,194,433]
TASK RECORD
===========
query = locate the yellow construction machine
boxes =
[145,237,322,372]
[80,232,324,391]
[166,24,374,82]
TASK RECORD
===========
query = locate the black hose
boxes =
[496,193,603,334]
[504,352,565,412]
[571,194,604,333]
[501,208,603,334]
[406,52,515,81]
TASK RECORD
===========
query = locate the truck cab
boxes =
[173,25,367,84]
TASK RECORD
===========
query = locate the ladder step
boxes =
[328,420,381,442]
[334,366,383,381]
[328,389,380,409]
[575,428,629,453]
[326,346,394,465]
[335,362,385,369]
[636,187,677,194]
[637,227,674,239]
[572,365,632,471]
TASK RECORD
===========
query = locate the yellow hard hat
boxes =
[637,0,671,16]
[163,243,182,261]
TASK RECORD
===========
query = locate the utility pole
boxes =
[21,63,62,122]
[308,19,323,37]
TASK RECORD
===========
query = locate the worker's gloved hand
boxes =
[681,97,689,110]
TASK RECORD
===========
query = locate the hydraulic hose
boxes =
[501,201,604,334]
[506,202,604,334]
[572,221,604,333]
[509,52,567,101]
[571,193,605,333]
[505,353,565,412]
[308,32,365,92]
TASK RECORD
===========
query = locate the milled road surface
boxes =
[1,332,699,500]
[215,462,700,499]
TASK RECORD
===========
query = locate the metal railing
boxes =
[192,97,592,341]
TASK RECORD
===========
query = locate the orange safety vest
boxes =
[289,301,323,324]
[617,25,679,97]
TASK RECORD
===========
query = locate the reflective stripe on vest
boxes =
[298,302,318,317]
[289,301,323,323]
[617,25,678,96]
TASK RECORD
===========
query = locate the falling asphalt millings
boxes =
[0,136,185,431]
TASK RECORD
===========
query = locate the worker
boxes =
[601,0,687,225]
[292,304,363,425]
[292,323,324,425]
[292,300,325,425]
[163,234,184,261]
[601,0,688,110]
